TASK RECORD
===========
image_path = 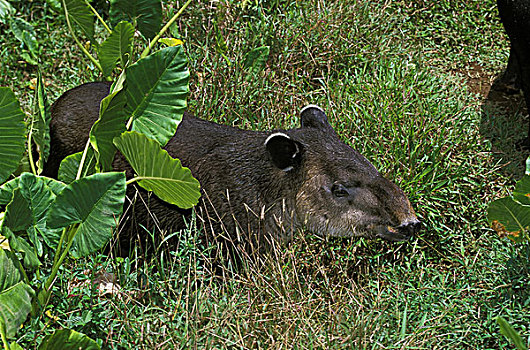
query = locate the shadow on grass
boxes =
[486,242,530,340]
[475,65,529,178]
[470,65,530,338]
[500,243,530,302]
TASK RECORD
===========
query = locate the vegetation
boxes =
[0,1,200,348]
[0,0,529,348]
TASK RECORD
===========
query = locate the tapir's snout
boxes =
[396,218,422,240]
[375,218,421,242]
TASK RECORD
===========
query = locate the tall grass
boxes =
[2,0,528,348]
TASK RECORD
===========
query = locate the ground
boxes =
[0,0,529,348]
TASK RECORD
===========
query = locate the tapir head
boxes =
[264,105,421,241]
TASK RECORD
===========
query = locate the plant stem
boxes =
[140,0,193,59]
[41,225,78,303]
[0,321,9,350]
[62,0,103,73]
[39,227,68,307]
[85,0,111,34]
[14,256,30,286]
[51,228,68,268]
[76,139,92,180]
[27,118,37,175]
[126,176,184,185]
[126,177,139,185]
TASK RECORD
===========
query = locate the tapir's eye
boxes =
[331,183,350,198]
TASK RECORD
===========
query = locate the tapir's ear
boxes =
[300,105,331,130]
[265,133,302,171]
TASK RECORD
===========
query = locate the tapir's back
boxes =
[43,81,244,177]
[169,113,256,164]
[44,82,112,177]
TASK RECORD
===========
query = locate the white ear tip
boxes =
[300,104,324,115]
[264,132,290,145]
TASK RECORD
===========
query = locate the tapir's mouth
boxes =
[373,220,421,242]
[376,226,412,242]
[304,217,421,241]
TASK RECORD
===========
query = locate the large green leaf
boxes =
[3,232,40,270]
[0,248,33,338]
[513,175,530,206]
[39,328,100,350]
[43,178,66,196]
[99,21,134,76]
[126,45,189,146]
[1,189,31,233]
[109,0,161,40]
[488,172,530,243]
[89,88,127,172]
[46,172,126,258]
[0,88,26,184]
[114,131,200,209]
[1,174,63,259]
[19,173,55,256]
[0,178,20,206]
[58,149,97,184]
[488,196,530,243]
[1,190,41,270]
[62,0,94,40]
[0,249,24,293]
[33,70,51,174]
[18,173,62,251]
[0,177,65,206]
[0,281,34,338]
[9,342,24,350]
[9,17,39,64]
[496,317,528,350]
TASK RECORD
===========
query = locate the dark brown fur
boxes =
[45,82,420,254]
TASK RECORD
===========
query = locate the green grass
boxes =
[2,0,529,348]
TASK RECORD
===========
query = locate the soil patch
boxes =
[453,63,526,115]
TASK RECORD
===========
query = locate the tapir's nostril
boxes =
[398,219,422,236]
